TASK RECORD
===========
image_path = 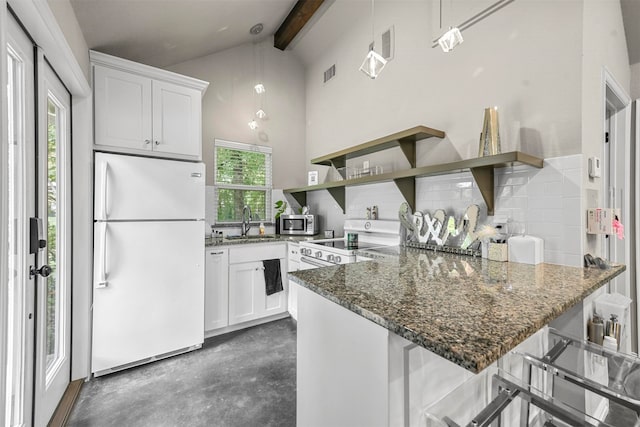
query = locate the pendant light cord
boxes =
[371,0,375,49]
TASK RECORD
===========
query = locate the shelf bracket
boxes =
[331,157,347,179]
[287,191,307,208]
[393,177,415,212]
[327,187,345,213]
[398,139,417,168]
[470,166,495,216]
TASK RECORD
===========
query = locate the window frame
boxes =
[213,139,272,225]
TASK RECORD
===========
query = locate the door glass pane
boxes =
[45,98,60,370]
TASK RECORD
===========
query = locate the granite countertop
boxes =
[205,234,328,247]
[288,246,625,373]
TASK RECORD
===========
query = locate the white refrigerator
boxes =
[92,152,205,375]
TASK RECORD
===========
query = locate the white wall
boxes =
[303,0,584,178]
[167,37,307,190]
[580,0,630,256]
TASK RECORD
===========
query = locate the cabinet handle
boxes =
[144,139,151,145]
[255,267,266,271]
[210,251,224,255]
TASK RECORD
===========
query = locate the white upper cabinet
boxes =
[151,80,201,157]
[94,66,153,151]
[91,51,208,160]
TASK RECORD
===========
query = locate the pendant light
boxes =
[438,27,464,52]
[248,23,267,129]
[359,0,387,79]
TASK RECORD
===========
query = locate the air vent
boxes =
[382,26,395,60]
[323,64,336,83]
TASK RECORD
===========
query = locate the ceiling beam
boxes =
[274,0,325,51]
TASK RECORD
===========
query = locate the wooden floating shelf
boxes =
[284,151,544,215]
[311,125,445,172]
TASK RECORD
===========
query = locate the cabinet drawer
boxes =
[229,243,286,264]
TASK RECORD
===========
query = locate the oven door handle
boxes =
[300,256,332,268]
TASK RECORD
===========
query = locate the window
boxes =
[214,139,272,223]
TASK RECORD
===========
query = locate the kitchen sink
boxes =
[225,234,277,240]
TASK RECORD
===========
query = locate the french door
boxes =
[4,12,72,427]
[33,55,72,426]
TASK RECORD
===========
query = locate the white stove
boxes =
[299,219,401,269]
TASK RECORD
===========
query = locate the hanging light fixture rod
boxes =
[359,0,387,79]
[431,0,515,48]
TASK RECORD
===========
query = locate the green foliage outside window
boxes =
[215,144,271,223]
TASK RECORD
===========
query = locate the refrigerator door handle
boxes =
[100,160,109,220]
[97,222,109,289]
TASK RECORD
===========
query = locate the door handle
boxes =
[97,222,109,288]
[100,160,109,220]
[29,264,52,279]
[29,217,46,254]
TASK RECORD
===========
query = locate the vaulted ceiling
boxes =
[69,0,298,68]
[69,0,640,69]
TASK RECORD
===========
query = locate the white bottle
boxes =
[603,336,617,352]
[259,222,265,235]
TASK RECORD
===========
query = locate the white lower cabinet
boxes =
[204,248,229,332]
[228,260,287,325]
[227,243,288,327]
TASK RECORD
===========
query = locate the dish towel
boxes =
[263,259,283,296]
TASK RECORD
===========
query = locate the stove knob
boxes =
[327,254,335,263]
[315,251,322,258]
[302,248,309,256]
[334,256,342,264]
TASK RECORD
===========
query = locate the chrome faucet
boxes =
[241,205,252,236]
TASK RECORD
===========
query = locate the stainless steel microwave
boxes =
[280,214,319,235]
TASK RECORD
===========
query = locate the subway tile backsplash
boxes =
[307,154,583,267]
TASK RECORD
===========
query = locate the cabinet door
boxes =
[228,262,262,325]
[229,260,287,326]
[263,260,287,317]
[94,65,153,151]
[205,249,229,331]
[152,80,201,158]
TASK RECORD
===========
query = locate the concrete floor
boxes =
[67,318,296,427]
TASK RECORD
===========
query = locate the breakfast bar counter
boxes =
[289,247,626,426]
[289,247,624,373]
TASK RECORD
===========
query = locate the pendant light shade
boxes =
[438,27,464,52]
[359,0,387,79]
[359,48,387,79]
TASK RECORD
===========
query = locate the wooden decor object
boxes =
[478,107,502,157]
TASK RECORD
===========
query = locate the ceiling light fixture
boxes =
[359,0,386,79]
[438,27,464,52]
[249,23,268,130]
